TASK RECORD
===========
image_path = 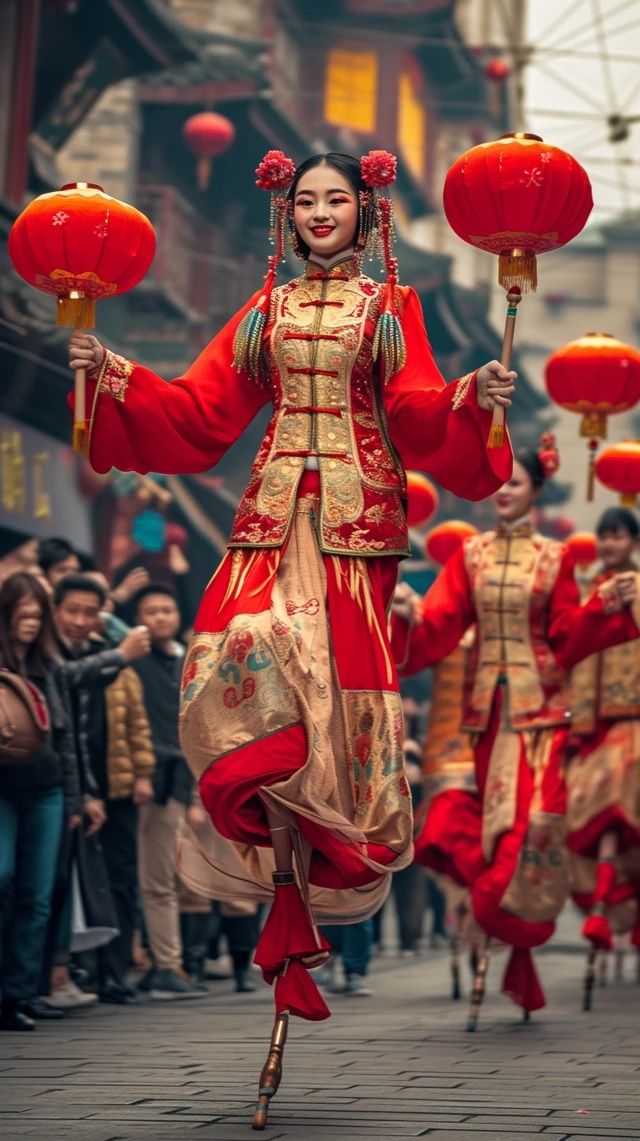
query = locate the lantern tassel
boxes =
[498,250,537,293]
[197,156,212,190]
[620,493,638,508]
[57,295,95,328]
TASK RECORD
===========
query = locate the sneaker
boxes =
[44,982,98,1009]
[149,969,205,1000]
[136,968,157,993]
[344,974,372,997]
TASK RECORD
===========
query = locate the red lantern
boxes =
[545,333,640,499]
[406,472,439,527]
[485,59,511,82]
[8,183,155,454]
[444,133,592,294]
[443,133,592,450]
[425,520,478,565]
[182,112,235,189]
[565,531,598,569]
[595,441,640,507]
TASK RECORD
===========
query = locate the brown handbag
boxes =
[0,670,50,763]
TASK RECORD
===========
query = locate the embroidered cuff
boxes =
[451,371,476,411]
[96,349,134,403]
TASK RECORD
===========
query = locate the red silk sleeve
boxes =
[550,553,639,670]
[76,291,271,475]
[391,547,476,675]
[383,287,512,499]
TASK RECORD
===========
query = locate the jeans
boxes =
[321,919,373,978]
[0,786,65,1000]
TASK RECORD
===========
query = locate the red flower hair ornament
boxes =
[255,150,296,192]
[538,432,560,478]
[361,149,398,189]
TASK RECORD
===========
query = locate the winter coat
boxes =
[104,666,155,799]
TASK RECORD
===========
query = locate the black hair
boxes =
[37,536,78,572]
[595,506,640,539]
[514,448,547,491]
[0,572,56,675]
[287,152,365,261]
[131,582,178,616]
[53,573,107,607]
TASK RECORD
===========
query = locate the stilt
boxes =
[523,1008,531,1023]
[583,946,597,1012]
[598,951,608,988]
[614,947,624,983]
[251,1011,289,1130]
[451,930,461,1000]
[467,935,490,1032]
[636,948,640,984]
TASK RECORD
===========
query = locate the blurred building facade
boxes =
[2,0,561,592]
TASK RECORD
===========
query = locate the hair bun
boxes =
[538,432,560,478]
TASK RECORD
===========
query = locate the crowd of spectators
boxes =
[0,536,444,1031]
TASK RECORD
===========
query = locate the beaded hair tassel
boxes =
[232,150,296,383]
[361,150,407,384]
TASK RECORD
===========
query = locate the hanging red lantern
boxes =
[406,472,439,527]
[595,441,640,507]
[182,112,235,189]
[425,520,478,565]
[8,183,155,454]
[544,333,640,499]
[443,133,592,450]
[565,532,598,569]
[485,59,511,82]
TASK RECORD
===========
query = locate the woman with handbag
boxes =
[0,572,83,1031]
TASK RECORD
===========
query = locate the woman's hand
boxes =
[68,333,105,374]
[476,361,517,412]
[391,582,421,624]
[613,571,638,607]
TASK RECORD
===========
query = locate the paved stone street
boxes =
[1,919,639,1141]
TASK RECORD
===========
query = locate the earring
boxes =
[286,202,305,260]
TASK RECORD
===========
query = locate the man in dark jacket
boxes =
[49,574,150,1007]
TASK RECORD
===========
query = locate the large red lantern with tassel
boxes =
[406,472,438,527]
[544,333,640,499]
[595,441,640,507]
[8,183,155,454]
[443,133,593,450]
[425,520,477,565]
[565,531,598,569]
[182,112,235,189]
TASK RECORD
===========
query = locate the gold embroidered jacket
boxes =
[391,525,640,731]
[571,568,640,735]
[80,257,512,557]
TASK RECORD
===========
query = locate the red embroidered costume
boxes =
[567,568,640,949]
[78,256,510,930]
[393,522,639,1012]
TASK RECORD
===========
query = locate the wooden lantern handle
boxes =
[73,327,88,454]
[488,288,523,449]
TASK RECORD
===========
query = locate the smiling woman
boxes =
[66,147,516,1127]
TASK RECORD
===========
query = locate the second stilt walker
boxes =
[67,148,516,1127]
[391,440,640,1027]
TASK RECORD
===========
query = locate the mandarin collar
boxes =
[304,249,359,279]
[495,514,534,539]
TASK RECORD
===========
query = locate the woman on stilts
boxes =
[566,506,640,1010]
[391,438,639,1030]
[67,147,516,1127]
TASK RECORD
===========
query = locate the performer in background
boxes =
[68,148,515,1126]
[412,626,482,1001]
[566,507,640,1009]
[392,438,639,1030]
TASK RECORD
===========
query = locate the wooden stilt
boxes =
[451,929,461,1000]
[467,936,490,1032]
[614,948,624,983]
[583,946,597,1012]
[251,1011,289,1130]
[523,1008,531,1023]
[598,951,608,988]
